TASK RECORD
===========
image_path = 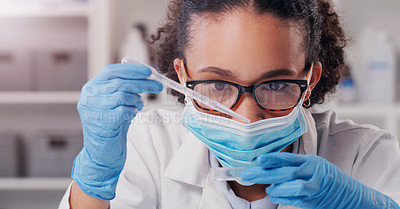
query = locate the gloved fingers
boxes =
[94,64,152,81]
[78,105,139,129]
[82,140,127,168]
[295,157,324,180]
[80,123,131,169]
[82,122,131,144]
[266,179,320,198]
[256,152,309,169]
[83,122,123,139]
[268,196,304,208]
[79,92,144,110]
[241,166,298,184]
[85,79,163,95]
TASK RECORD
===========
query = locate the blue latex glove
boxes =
[71,63,163,200]
[241,152,399,209]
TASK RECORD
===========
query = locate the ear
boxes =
[173,58,185,85]
[305,61,322,99]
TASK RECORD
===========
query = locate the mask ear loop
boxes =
[180,60,189,86]
[301,62,314,104]
[180,60,190,104]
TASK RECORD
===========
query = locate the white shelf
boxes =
[0,178,71,191]
[332,103,400,116]
[0,91,80,104]
[330,103,400,139]
[0,5,89,18]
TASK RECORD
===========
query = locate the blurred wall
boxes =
[339,0,400,49]
[111,0,170,62]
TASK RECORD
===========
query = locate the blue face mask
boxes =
[181,99,308,169]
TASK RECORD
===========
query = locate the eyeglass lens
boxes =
[192,81,301,110]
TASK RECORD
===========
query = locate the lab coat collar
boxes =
[198,168,232,209]
[164,130,232,208]
[299,108,318,155]
[165,130,210,187]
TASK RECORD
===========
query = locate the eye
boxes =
[261,82,288,91]
[211,82,229,91]
[270,83,283,90]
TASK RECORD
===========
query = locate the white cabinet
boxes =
[0,178,71,209]
[325,103,400,139]
[0,4,89,101]
[0,1,90,208]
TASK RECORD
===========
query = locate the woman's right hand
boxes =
[71,63,163,201]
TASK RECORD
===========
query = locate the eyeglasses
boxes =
[180,60,312,112]
[186,79,308,112]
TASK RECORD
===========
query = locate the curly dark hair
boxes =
[150,0,347,107]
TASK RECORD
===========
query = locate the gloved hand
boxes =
[71,63,163,200]
[241,152,400,209]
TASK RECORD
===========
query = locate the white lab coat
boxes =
[59,108,400,209]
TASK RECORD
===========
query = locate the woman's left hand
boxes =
[241,152,399,209]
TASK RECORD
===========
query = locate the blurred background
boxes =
[0,0,399,208]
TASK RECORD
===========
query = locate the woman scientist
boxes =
[59,0,400,208]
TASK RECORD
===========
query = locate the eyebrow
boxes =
[198,66,296,79]
[198,67,234,77]
[259,68,296,79]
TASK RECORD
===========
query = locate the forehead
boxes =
[184,9,307,83]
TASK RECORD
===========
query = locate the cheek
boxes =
[266,109,293,118]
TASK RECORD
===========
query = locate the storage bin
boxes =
[32,50,87,91]
[0,50,32,91]
[25,131,83,177]
[0,133,19,177]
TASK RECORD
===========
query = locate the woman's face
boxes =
[174,9,321,123]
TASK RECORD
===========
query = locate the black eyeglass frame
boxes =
[186,79,308,112]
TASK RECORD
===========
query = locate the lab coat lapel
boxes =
[199,171,232,209]
[299,108,318,155]
[165,131,209,187]
[164,131,231,208]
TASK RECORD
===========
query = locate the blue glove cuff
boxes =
[71,150,123,201]
[357,182,400,209]
[319,167,400,209]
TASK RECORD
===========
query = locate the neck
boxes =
[228,182,269,201]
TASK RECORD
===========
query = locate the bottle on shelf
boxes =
[339,65,357,104]
[354,27,398,104]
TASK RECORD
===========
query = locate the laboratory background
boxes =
[0,0,399,208]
